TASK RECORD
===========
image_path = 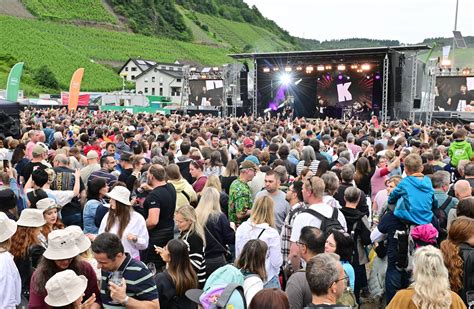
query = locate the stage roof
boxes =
[229,45,431,60]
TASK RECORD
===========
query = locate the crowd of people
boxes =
[0,106,473,308]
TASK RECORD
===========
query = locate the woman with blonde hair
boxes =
[235,196,283,288]
[440,216,474,305]
[203,175,229,217]
[387,245,466,309]
[195,187,235,278]
[174,205,206,287]
[221,159,239,194]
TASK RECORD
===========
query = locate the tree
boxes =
[33,65,59,89]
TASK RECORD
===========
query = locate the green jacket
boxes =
[448,140,473,167]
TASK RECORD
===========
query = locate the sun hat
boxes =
[17,209,46,227]
[65,225,91,253]
[44,269,88,307]
[0,212,17,242]
[105,186,132,206]
[36,198,61,212]
[43,229,81,260]
[239,160,258,171]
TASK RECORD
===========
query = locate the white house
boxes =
[135,62,184,104]
[118,58,157,82]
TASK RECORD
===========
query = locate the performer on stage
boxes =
[447,84,474,112]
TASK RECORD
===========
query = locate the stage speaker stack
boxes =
[395,67,402,102]
[413,98,421,109]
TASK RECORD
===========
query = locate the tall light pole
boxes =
[454,0,459,31]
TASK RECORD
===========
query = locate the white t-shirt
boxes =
[290,203,347,242]
[0,252,21,308]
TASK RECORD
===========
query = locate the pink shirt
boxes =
[370,167,389,200]
[26,141,36,159]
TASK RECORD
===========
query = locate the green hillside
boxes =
[186,10,295,52]
[0,15,231,94]
[21,0,117,23]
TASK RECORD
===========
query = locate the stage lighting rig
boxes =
[263,67,271,73]
[337,64,346,71]
[285,66,292,72]
[361,64,371,71]
[317,65,325,71]
[279,73,292,85]
[273,67,280,72]
[296,66,303,71]
[325,65,332,70]
[306,65,314,73]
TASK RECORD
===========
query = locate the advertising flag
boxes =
[68,68,84,110]
[5,62,24,102]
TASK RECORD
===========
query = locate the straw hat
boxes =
[17,209,46,227]
[45,269,88,307]
[0,212,17,242]
[36,198,61,212]
[43,229,80,260]
[105,186,132,206]
[65,225,91,253]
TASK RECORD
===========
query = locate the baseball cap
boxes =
[240,160,258,171]
[337,157,349,165]
[244,155,260,166]
[243,137,254,147]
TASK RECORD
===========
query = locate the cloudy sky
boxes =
[243,0,473,43]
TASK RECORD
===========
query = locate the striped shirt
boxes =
[181,231,206,287]
[100,254,158,308]
[89,168,118,187]
[296,160,320,176]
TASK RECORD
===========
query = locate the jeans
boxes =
[385,264,409,305]
[263,275,281,289]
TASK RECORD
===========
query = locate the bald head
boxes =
[455,180,472,200]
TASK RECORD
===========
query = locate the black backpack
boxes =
[433,196,452,242]
[300,207,344,235]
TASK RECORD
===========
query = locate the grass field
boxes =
[419,47,474,68]
[21,0,117,23]
[0,15,231,94]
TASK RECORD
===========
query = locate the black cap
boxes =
[0,189,17,210]
[123,132,134,139]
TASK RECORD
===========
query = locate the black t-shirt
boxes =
[154,271,197,309]
[377,211,406,263]
[20,161,48,183]
[118,168,136,192]
[143,183,176,232]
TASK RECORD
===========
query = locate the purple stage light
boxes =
[269,102,278,111]
[375,74,381,80]
[326,74,330,80]
[338,74,343,80]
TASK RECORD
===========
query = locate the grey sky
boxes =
[243,0,474,44]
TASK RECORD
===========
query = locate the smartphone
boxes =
[154,245,162,250]
[3,160,8,172]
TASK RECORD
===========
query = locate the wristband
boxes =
[121,296,129,306]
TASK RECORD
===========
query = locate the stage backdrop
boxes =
[189,80,224,107]
[435,76,474,112]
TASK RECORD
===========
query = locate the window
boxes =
[159,88,163,96]
[152,88,155,95]
[144,78,148,83]
[171,87,181,96]
[131,75,136,80]
[125,67,128,71]
[131,67,137,72]
[176,78,181,82]
[159,82,163,86]
[144,87,148,93]
[152,76,155,82]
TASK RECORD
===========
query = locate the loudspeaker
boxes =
[240,71,248,101]
[413,98,421,109]
[395,67,402,102]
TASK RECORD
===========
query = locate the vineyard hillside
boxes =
[0,15,231,94]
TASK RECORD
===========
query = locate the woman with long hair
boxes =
[325,229,356,291]
[36,198,65,248]
[296,146,319,176]
[388,245,465,309]
[204,150,225,177]
[220,159,239,195]
[174,205,206,288]
[83,177,109,234]
[195,187,235,278]
[203,175,229,217]
[189,160,207,194]
[236,239,268,306]
[354,156,374,196]
[45,269,96,309]
[29,229,101,308]
[11,143,29,183]
[440,216,474,304]
[98,186,148,260]
[9,209,46,299]
[315,159,330,178]
[235,196,283,288]
[154,239,198,309]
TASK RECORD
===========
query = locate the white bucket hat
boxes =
[45,269,88,307]
[17,209,46,227]
[43,229,81,260]
[65,225,91,253]
[106,186,132,206]
[0,212,17,242]
[36,198,61,212]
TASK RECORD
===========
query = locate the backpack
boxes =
[301,207,344,235]
[186,264,247,309]
[432,196,451,242]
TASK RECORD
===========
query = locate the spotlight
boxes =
[273,67,280,72]
[351,64,358,69]
[295,78,302,85]
[361,64,371,71]
[306,65,314,73]
[338,74,343,80]
[325,65,332,70]
[279,73,292,85]
[366,75,371,79]
[326,74,331,80]
[268,102,278,111]
[317,65,325,71]
[263,67,271,73]
[441,59,451,66]
[285,66,292,72]
[462,68,471,75]
[375,73,381,80]
[337,65,346,71]
[296,66,303,71]
[357,69,363,73]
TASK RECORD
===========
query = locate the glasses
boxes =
[296,241,306,247]
[333,276,349,285]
